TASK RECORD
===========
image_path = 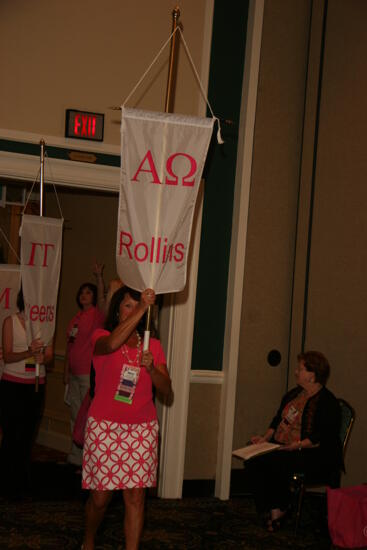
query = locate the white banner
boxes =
[0,264,21,377]
[117,107,214,294]
[20,215,63,346]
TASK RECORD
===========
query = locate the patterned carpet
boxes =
[0,447,336,549]
[0,492,334,550]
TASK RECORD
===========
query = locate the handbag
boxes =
[72,391,91,448]
[327,485,367,548]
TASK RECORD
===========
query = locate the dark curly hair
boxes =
[105,286,146,335]
[297,351,330,385]
[76,283,97,309]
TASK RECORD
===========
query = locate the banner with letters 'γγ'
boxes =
[0,264,21,378]
[117,107,214,294]
[20,215,63,346]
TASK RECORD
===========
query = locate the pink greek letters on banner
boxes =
[26,242,55,267]
[0,265,21,377]
[0,287,11,310]
[0,264,21,338]
[20,215,63,345]
[117,107,214,294]
[132,150,197,187]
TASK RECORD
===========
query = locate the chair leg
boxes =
[295,483,305,535]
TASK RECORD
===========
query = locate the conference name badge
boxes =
[68,324,78,344]
[114,364,140,405]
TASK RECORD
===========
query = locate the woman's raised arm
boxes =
[94,289,155,355]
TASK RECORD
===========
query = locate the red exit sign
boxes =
[65,109,104,141]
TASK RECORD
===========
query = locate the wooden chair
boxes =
[292,398,355,534]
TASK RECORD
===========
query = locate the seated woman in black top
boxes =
[246,351,342,531]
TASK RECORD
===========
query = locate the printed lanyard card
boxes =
[68,324,79,344]
[283,404,299,425]
[114,364,140,405]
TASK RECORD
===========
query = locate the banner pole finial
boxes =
[164,6,180,114]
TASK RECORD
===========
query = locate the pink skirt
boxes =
[82,416,159,491]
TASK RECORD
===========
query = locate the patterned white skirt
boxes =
[82,416,159,491]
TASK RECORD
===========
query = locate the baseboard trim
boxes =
[182,479,215,497]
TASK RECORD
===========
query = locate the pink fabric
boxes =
[327,485,367,548]
[88,329,166,424]
[1,372,45,384]
[82,417,158,490]
[66,307,104,375]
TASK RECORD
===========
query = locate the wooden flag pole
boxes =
[144,6,180,350]
[165,6,180,113]
[40,140,45,217]
[34,139,45,392]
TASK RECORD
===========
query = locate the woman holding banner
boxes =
[0,289,53,499]
[81,286,171,550]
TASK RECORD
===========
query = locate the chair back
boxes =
[338,398,355,458]
[293,397,355,535]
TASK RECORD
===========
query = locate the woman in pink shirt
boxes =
[64,283,104,466]
[81,286,171,550]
